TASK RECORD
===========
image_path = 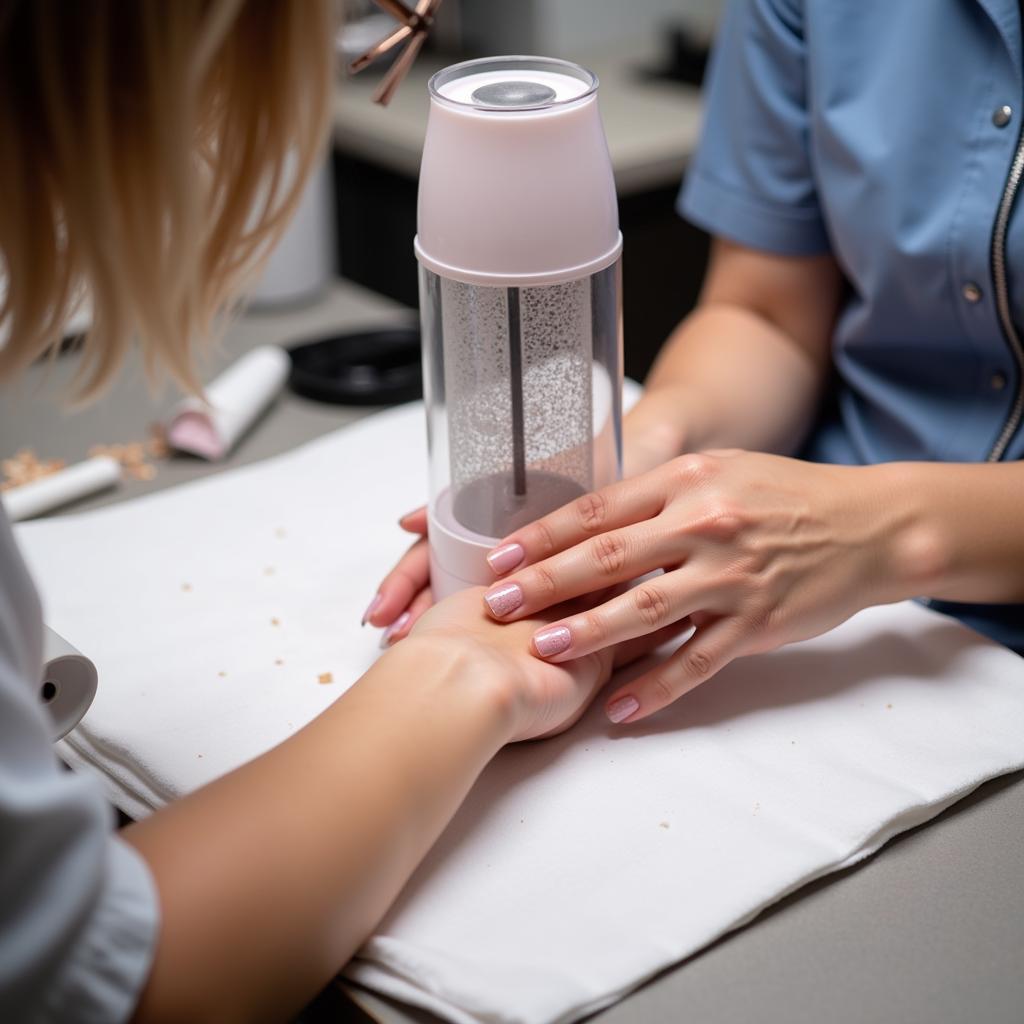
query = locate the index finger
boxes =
[486,471,669,576]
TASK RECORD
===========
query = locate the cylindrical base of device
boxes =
[429,469,589,598]
[429,490,499,600]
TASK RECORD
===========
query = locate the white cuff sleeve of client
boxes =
[0,513,159,1024]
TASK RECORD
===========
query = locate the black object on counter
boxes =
[287,327,422,406]
[640,23,709,88]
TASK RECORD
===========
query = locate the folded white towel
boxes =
[14,401,1024,1024]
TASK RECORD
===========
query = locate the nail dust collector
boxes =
[416,57,624,599]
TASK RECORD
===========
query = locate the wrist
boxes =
[624,388,690,476]
[861,463,952,602]
[366,636,523,745]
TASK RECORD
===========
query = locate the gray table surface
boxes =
[2,280,1022,1024]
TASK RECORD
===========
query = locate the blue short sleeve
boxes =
[679,0,830,256]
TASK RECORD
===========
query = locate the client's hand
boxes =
[406,586,688,742]
[362,506,433,645]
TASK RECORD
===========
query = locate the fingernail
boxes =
[361,592,383,627]
[380,611,411,649]
[483,582,523,618]
[533,626,572,658]
[606,695,640,724]
[486,542,525,575]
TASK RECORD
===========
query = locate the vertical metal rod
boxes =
[507,287,527,496]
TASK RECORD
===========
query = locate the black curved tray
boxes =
[288,327,422,406]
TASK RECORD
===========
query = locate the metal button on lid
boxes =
[471,81,558,107]
[991,370,1008,391]
[993,104,1013,128]
[962,281,983,303]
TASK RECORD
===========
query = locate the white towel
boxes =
[17,405,425,817]
[345,599,1024,1023]
[14,401,1024,1024]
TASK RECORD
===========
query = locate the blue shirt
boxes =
[680,0,1024,654]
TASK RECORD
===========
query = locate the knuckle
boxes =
[677,495,745,543]
[529,517,558,557]
[529,562,559,600]
[682,645,715,680]
[742,602,776,637]
[703,499,743,533]
[633,583,672,628]
[692,491,741,532]
[575,490,609,533]
[591,532,627,576]
[649,672,678,707]
[583,612,607,648]
[672,453,716,488]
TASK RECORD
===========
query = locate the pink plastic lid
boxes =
[416,56,621,287]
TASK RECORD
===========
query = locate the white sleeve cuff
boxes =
[37,836,160,1024]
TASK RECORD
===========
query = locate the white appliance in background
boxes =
[457,0,722,57]
[0,270,92,349]
[0,160,337,332]
[250,156,337,310]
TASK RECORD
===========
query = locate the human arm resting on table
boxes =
[125,588,683,1024]
[125,629,513,1024]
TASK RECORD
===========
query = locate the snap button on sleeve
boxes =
[992,104,1013,128]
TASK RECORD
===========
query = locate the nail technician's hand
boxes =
[364,506,434,645]
[482,451,905,724]
[407,586,689,741]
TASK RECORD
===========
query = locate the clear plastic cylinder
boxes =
[422,263,622,596]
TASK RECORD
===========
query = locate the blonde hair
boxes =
[0,0,335,398]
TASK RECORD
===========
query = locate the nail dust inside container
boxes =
[429,269,618,539]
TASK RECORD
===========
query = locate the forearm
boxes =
[877,460,1024,605]
[623,239,841,477]
[625,303,828,475]
[125,639,514,1024]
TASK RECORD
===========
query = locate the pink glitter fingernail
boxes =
[606,695,640,724]
[486,542,525,575]
[533,626,572,657]
[483,582,523,617]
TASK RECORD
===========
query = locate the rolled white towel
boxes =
[2,455,121,522]
[166,345,290,461]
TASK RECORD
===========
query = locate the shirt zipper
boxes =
[987,122,1024,461]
